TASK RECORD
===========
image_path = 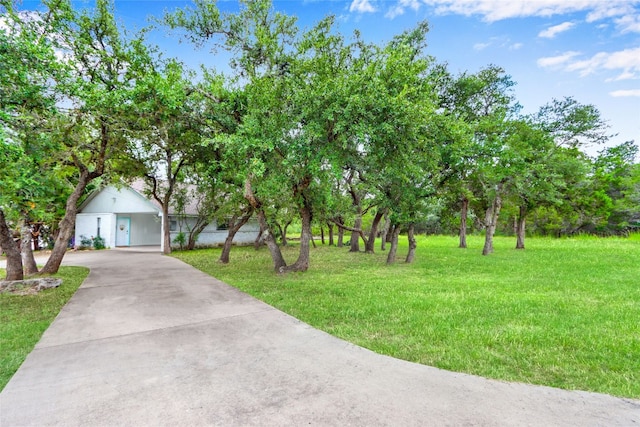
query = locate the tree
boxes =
[1,1,70,278]
[519,98,611,239]
[171,175,226,252]
[218,205,253,264]
[324,21,440,263]
[441,65,518,255]
[432,66,482,248]
[505,121,558,249]
[125,58,205,254]
[187,70,251,257]
[167,0,307,272]
[0,142,23,280]
[592,141,639,232]
[0,209,22,280]
[618,162,640,230]
[38,0,143,274]
[536,96,609,149]
[474,70,516,255]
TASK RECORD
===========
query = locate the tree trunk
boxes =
[21,219,38,276]
[41,172,91,275]
[32,224,41,251]
[381,213,390,251]
[482,194,502,256]
[258,209,287,272]
[516,205,526,250]
[276,223,284,245]
[459,196,469,249]
[386,225,401,265]
[219,210,253,264]
[244,177,286,272]
[347,176,362,252]
[0,209,23,281]
[405,223,417,263]
[320,226,325,245]
[283,199,312,273]
[186,218,211,250]
[254,223,265,249]
[365,210,385,254]
[386,224,395,243]
[349,215,361,252]
[282,221,290,246]
[162,204,172,255]
[327,222,334,246]
[337,225,344,247]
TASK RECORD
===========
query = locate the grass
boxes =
[173,235,640,399]
[0,267,89,391]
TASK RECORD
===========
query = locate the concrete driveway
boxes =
[1,249,639,426]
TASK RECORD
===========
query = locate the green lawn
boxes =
[173,234,640,399]
[0,267,89,391]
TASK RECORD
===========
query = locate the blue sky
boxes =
[18,0,640,156]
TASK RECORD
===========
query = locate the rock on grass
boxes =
[0,278,63,295]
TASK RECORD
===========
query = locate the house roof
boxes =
[127,179,202,216]
[78,182,160,214]
[79,179,216,217]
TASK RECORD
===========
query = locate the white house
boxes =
[74,184,259,251]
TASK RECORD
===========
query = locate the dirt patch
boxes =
[0,278,62,295]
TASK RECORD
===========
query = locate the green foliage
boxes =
[536,96,610,148]
[173,235,640,398]
[591,141,640,233]
[3,0,636,273]
[172,232,186,250]
[0,266,89,391]
[92,235,106,250]
[78,235,92,249]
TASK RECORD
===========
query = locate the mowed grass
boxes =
[0,267,89,391]
[173,234,640,399]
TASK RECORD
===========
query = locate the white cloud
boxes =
[379,0,640,34]
[537,51,581,68]
[538,21,576,38]
[564,52,610,76]
[421,0,640,23]
[586,4,633,22]
[0,10,43,33]
[538,47,640,80]
[473,42,491,51]
[472,36,522,51]
[603,47,640,76]
[350,0,377,13]
[610,89,640,97]
[615,14,640,33]
[385,0,421,18]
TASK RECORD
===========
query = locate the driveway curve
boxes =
[1,248,638,426]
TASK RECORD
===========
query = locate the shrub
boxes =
[92,235,106,250]
[173,232,186,250]
[78,235,92,249]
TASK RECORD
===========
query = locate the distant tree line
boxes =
[1,0,638,279]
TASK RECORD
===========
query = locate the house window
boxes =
[216,220,228,231]
[170,220,177,231]
[96,217,101,237]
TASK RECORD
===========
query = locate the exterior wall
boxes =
[78,185,161,248]
[129,213,162,246]
[75,213,160,248]
[75,213,116,248]
[169,217,260,248]
[76,185,259,249]
[82,185,159,214]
